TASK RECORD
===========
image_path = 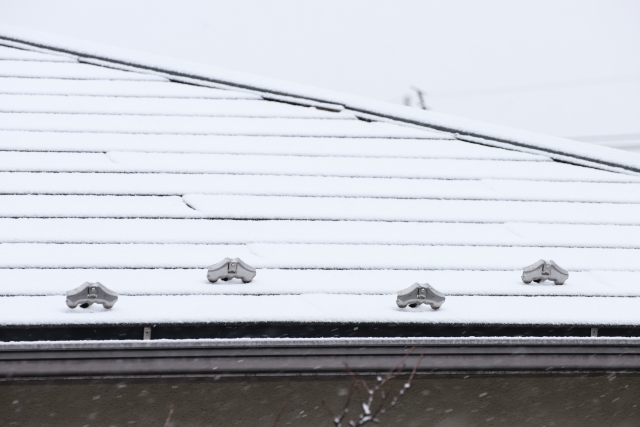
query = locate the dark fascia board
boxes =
[2,337,640,379]
[1,25,640,175]
[2,323,640,342]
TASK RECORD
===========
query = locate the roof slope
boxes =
[0,27,639,336]
[3,24,640,175]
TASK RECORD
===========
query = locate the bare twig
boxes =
[327,347,424,426]
[375,351,425,418]
[271,402,289,427]
[322,398,337,424]
[371,370,399,418]
[163,404,174,427]
[324,379,355,427]
[360,378,372,395]
[344,363,366,410]
[382,346,415,382]
[408,352,425,383]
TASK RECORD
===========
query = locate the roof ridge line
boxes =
[1,24,640,175]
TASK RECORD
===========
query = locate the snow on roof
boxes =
[0,26,639,331]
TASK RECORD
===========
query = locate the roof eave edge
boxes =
[3,337,640,378]
[1,25,640,175]
[3,336,640,351]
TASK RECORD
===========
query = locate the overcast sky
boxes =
[2,0,639,141]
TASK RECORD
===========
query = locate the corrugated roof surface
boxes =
[0,37,639,330]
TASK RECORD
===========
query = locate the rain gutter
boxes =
[2,337,640,380]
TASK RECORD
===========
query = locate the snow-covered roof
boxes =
[1,25,640,337]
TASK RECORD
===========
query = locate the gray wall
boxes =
[1,374,639,426]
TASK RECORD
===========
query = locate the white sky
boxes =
[1,0,639,142]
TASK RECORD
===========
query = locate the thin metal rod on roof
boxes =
[410,86,429,110]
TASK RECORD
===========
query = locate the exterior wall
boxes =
[1,374,639,426]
